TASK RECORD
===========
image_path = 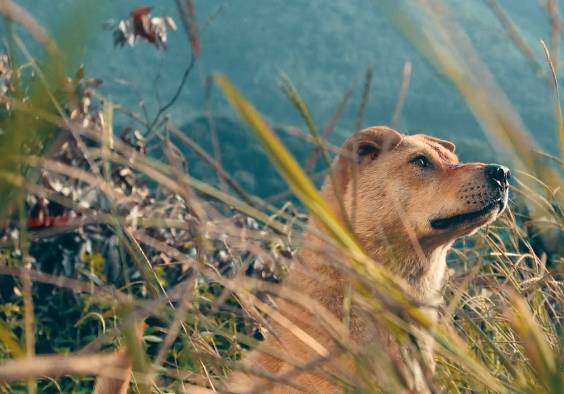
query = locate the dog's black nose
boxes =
[485,164,510,186]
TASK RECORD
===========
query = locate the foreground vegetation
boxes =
[0,1,561,393]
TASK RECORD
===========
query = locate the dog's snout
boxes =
[484,164,510,187]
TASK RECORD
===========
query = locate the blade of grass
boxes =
[304,80,355,173]
[280,76,352,230]
[506,292,558,392]
[540,40,564,160]
[484,0,544,77]
[102,101,114,182]
[391,61,412,129]
[546,0,560,74]
[0,319,24,359]
[175,0,201,58]
[355,66,373,132]
[216,74,363,259]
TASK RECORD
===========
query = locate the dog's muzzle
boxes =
[430,164,510,230]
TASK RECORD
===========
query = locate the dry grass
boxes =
[0,1,561,393]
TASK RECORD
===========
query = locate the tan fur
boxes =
[226,126,507,393]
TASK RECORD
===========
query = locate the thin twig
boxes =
[148,1,222,136]
[148,54,196,132]
[304,81,356,173]
[391,61,412,129]
[0,266,130,302]
[17,189,36,394]
[148,276,196,381]
[355,66,373,132]
[204,75,225,191]
[166,122,256,206]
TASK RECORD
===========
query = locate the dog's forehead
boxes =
[402,135,459,164]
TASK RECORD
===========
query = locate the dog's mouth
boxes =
[430,199,505,230]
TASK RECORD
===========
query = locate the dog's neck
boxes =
[396,246,449,304]
[301,215,450,305]
[369,239,448,303]
[302,183,451,304]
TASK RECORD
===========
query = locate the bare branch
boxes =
[0,352,120,383]
[0,266,130,302]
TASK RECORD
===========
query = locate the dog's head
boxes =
[327,126,509,256]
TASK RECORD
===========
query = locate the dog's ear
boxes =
[354,127,403,162]
[423,135,456,153]
[329,127,402,197]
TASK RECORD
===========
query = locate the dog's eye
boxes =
[410,155,432,169]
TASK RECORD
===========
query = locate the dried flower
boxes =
[105,6,177,50]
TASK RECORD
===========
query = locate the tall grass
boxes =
[0,1,561,393]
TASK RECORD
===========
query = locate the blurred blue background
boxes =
[10,0,562,196]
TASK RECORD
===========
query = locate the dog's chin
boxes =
[430,198,506,233]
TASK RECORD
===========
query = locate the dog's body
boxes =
[96,126,509,393]
[227,126,509,393]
